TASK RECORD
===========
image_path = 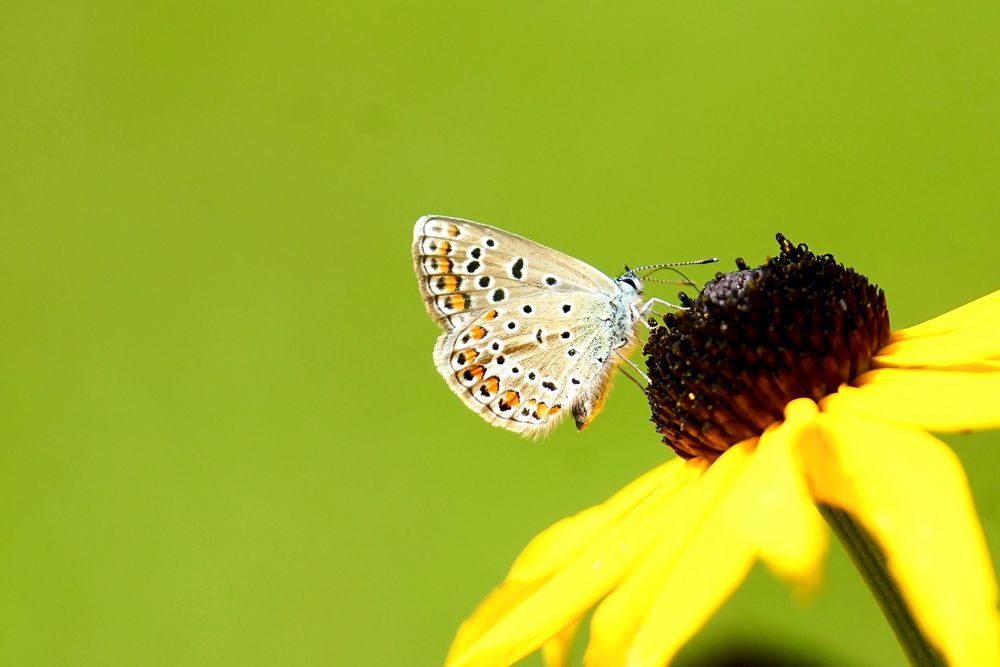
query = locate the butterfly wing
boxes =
[412,215,619,331]
[412,215,641,434]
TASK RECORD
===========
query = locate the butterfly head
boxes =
[616,266,644,295]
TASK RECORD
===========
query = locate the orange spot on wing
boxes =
[483,309,498,321]
[500,390,520,408]
[536,403,550,419]
[463,365,485,382]
[428,257,453,274]
[482,376,500,395]
[548,405,561,416]
[446,223,460,237]
[455,348,478,366]
[469,326,487,340]
[437,241,452,256]
[440,276,459,293]
[446,294,466,311]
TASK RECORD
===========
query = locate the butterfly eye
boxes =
[621,277,638,290]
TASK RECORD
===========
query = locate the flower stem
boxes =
[819,504,946,667]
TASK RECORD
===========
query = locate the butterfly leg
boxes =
[633,298,687,330]
[638,297,686,314]
[614,350,650,385]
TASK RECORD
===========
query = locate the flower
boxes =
[444,236,1000,667]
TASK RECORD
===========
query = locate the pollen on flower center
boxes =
[644,234,891,461]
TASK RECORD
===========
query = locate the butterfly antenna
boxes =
[641,265,697,287]
[618,257,717,281]
[629,257,718,272]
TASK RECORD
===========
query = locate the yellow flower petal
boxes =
[587,403,827,667]
[805,411,1000,667]
[448,458,688,663]
[890,289,1000,341]
[585,452,737,667]
[739,399,826,590]
[624,442,759,667]
[509,458,688,582]
[447,580,546,664]
[821,368,1000,431]
[541,621,579,667]
[876,328,1000,368]
[446,459,704,667]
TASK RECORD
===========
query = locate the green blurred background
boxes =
[2,2,998,665]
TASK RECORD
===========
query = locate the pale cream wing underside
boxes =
[411,215,619,331]
[433,282,635,434]
[412,215,639,434]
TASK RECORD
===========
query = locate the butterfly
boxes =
[412,215,709,435]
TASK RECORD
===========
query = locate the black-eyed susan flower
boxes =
[444,235,1000,667]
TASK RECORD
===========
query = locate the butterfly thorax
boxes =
[608,276,644,350]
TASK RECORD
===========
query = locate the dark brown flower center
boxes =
[644,234,890,461]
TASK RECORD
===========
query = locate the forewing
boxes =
[412,215,618,331]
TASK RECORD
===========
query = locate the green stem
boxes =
[819,504,946,667]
